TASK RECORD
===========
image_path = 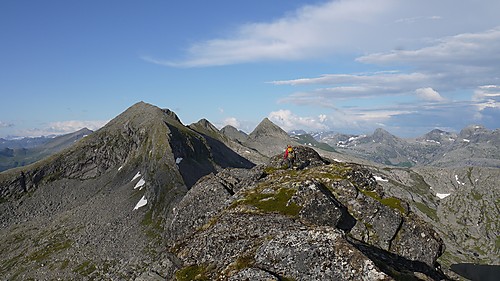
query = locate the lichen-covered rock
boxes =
[167,159,448,280]
[254,227,393,281]
[228,268,279,281]
[390,213,444,267]
[164,173,234,245]
[293,180,343,227]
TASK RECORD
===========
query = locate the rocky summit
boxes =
[0,102,497,280]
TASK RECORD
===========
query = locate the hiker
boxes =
[283,145,295,169]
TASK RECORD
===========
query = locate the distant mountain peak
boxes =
[220,125,248,143]
[192,118,219,132]
[161,108,182,124]
[248,118,289,140]
[372,128,397,142]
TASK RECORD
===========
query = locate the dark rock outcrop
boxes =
[166,147,448,280]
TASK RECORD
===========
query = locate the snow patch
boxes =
[462,139,470,143]
[436,193,451,199]
[132,171,141,181]
[333,158,343,162]
[133,195,147,210]
[374,176,388,182]
[426,139,440,144]
[118,165,123,171]
[134,178,145,190]
[175,157,183,164]
[245,150,251,153]
[455,175,465,186]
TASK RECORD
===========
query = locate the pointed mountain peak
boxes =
[245,118,293,157]
[192,119,219,132]
[371,128,398,143]
[188,119,219,134]
[248,118,288,140]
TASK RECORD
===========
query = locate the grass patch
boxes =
[27,239,73,262]
[175,264,210,281]
[413,202,438,221]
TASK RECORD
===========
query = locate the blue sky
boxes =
[1,0,499,138]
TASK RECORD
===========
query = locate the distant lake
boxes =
[451,263,500,281]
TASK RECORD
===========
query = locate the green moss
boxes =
[60,259,70,270]
[175,264,210,281]
[73,260,96,276]
[413,202,438,221]
[471,190,483,201]
[234,253,255,271]
[0,254,23,276]
[240,187,301,217]
[28,239,73,262]
[361,190,406,214]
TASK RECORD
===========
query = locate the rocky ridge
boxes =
[166,146,448,280]
[0,102,496,280]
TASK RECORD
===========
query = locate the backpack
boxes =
[287,147,295,159]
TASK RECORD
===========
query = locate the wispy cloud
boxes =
[15,120,108,137]
[147,0,500,67]
[0,121,14,128]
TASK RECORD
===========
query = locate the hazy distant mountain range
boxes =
[0,102,498,280]
[0,128,93,172]
[290,125,500,168]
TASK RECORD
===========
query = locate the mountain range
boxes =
[0,102,498,280]
[0,128,92,172]
[299,126,500,168]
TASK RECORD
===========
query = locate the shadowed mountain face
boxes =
[0,102,496,280]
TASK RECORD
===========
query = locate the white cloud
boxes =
[222,117,241,128]
[473,85,500,101]
[415,88,445,102]
[149,0,500,67]
[0,121,14,128]
[268,107,415,135]
[47,120,108,133]
[17,120,108,137]
[358,27,500,70]
[268,110,328,131]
